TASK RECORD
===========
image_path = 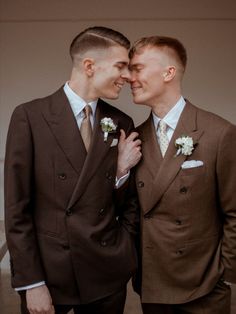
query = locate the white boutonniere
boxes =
[175,135,194,157]
[100,117,117,142]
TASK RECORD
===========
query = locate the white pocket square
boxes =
[110,138,118,147]
[181,160,204,169]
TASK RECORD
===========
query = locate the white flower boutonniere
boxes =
[100,117,117,142]
[175,135,194,157]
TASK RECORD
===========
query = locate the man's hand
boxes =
[26,284,55,314]
[117,129,142,179]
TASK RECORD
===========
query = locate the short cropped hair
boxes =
[70,26,130,60]
[129,36,187,71]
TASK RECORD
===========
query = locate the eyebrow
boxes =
[116,61,128,66]
[129,63,143,70]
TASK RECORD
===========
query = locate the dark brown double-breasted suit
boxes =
[4,87,138,305]
[135,101,236,304]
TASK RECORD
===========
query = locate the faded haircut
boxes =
[70,26,130,61]
[129,36,187,72]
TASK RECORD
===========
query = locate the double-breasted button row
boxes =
[66,208,107,217]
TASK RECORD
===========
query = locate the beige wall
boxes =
[1,0,236,221]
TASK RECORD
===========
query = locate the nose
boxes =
[129,72,136,84]
[121,68,131,82]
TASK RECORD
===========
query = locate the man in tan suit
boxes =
[4,26,141,314]
[128,36,236,313]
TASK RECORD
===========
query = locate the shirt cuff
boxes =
[115,171,130,189]
[15,281,46,291]
[223,280,232,286]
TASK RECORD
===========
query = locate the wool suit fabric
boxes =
[4,87,139,305]
[135,101,236,304]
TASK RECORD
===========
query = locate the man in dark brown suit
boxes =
[128,36,236,313]
[4,26,141,314]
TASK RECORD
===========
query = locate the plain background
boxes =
[0,0,236,267]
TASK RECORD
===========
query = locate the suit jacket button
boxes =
[176,250,183,255]
[62,244,70,250]
[58,173,67,180]
[66,209,72,216]
[99,208,105,215]
[175,219,182,225]
[101,240,107,247]
[106,172,113,181]
[180,186,187,194]
[138,181,144,188]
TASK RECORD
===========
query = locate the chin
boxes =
[133,96,145,104]
[106,92,119,100]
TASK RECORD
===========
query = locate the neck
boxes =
[68,69,98,102]
[152,90,181,119]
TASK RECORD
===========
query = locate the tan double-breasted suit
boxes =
[135,101,236,304]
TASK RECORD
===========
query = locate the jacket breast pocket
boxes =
[179,165,205,176]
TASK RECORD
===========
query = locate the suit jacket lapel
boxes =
[138,114,162,179]
[67,99,118,209]
[136,114,162,212]
[42,87,87,175]
[143,101,203,214]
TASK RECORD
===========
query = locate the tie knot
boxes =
[159,120,167,132]
[83,105,92,118]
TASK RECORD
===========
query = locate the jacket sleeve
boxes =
[217,123,236,283]
[114,119,140,237]
[4,105,45,287]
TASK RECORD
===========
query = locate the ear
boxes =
[83,58,95,77]
[163,66,176,82]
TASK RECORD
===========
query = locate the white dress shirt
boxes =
[152,96,186,143]
[63,82,97,129]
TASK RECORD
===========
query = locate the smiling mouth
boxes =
[131,86,141,93]
[114,82,124,89]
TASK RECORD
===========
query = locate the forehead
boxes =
[101,45,129,63]
[130,46,166,66]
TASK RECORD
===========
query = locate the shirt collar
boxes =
[63,82,97,117]
[152,96,186,131]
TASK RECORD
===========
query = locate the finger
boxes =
[126,131,139,142]
[119,129,126,141]
[133,139,142,146]
[49,305,55,314]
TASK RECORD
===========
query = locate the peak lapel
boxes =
[137,114,162,179]
[67,99,117,209]
[136,115,162,212]
[143,102,203,214]
[42,87,87,175]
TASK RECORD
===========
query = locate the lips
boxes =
[114,82,124,89]
[131,85,142,94]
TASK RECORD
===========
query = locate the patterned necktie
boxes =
[80,105,92,152]
[158,120,169,157]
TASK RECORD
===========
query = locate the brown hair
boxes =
[70,26,130,60]
[129,36,187,71]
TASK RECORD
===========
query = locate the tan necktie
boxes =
[158,120,169,157]
[80,105,92,151]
